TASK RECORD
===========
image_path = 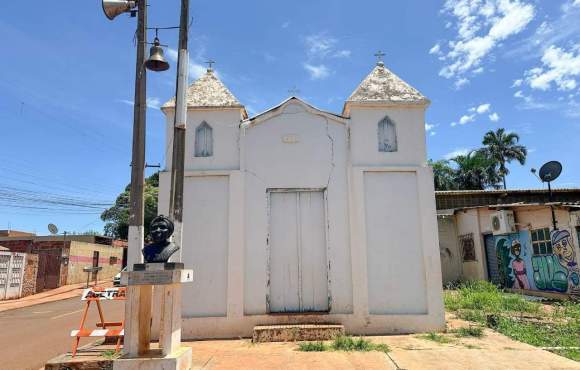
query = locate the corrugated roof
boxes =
[162,69,244,110]
[345,63,429,106]
[435,188,580,195]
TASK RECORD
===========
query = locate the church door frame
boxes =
[265,188,331,314]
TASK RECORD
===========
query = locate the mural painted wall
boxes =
[493,228,579,294]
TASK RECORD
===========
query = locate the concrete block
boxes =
[113,346,192,370]
[252,324,345,342]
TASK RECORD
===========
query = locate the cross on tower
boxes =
[374,50,385,66]
[205,60,215,71]
[288,86,300,96]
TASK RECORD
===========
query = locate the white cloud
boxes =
[166,48,208,80]
[489,112,500,121]
[472,103,491,113]
[512,79,523,87]
[524,45,580,91]
[306,33,337,59]
[436,0,535,86]
[429,43,441,55]
[459,114,476,124]
[444,148,470,160]
[425,123,436,131]
[454,78,470,89]
[118,97,161,110]
[303,63,330,80]
[281,21,290,29]
[304,33,351,60]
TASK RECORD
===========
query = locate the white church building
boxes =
[158,60,444,339]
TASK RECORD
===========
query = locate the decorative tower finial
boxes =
[374,50,385,67]
[287,86,300,97]
[205,59,215,72]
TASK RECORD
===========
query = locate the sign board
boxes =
[121,269,193,286]
[81,287,127,301]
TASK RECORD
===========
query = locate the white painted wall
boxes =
[437,217,463,284]
[158,98,444,339]
[348,106,427,167]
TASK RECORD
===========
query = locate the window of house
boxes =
[459,233,476,261]
[378,116,397,152]
[531,227,553,255]
[109,256,118,265]
[195,121,213,157]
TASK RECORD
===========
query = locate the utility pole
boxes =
[127,0,147,269]
[168,0,189,257]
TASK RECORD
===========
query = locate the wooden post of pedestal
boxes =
[160,284,181,355]
[120,265,192,361]
[123,285,152,356]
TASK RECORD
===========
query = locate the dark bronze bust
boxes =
[142,215,180,263]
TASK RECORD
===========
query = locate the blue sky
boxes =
[1,0,579,234]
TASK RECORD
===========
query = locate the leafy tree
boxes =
[101,172,159,239]
[451,150,502,190]
[481,128,527,189]
[429,159,457,191]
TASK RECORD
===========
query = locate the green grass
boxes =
[297,336,389,354]
[420,332,453,344]
[444,281,580,362]
[101,350,121,360]
[454,326,484,338]
[298,341,327,352]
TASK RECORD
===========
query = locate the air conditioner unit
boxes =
[570,212,580,228]
[490,210,516,235]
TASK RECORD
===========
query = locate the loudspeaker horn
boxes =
[102,0,137,20]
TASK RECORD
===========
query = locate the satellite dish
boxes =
[538,161,562,183]
[48,223,59,235]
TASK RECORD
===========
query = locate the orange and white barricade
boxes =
[70,287,126,357]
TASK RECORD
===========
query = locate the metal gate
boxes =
[484,234,500,285]
[0,252,26,300]
[36,249,61,291]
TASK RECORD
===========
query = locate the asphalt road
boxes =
[0,296,124,370]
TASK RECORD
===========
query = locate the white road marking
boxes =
[50,308,84,320]
[32,311,52,314]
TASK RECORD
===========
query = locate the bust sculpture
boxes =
[142,215,180,263]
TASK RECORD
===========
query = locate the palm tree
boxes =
[429,159,457,190]
[451,151,502,190]
[481,128,527,189]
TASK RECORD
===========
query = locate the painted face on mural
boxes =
[552,230,576,265]
[510,240,522,258]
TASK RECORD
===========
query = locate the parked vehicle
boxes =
[113,267,127,286]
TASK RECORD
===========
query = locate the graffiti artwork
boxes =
[552,230,580,294]
[493,228,580,294]
[510,240,530,289]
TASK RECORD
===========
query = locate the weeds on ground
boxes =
[101,350,121,360]
[298,341,327,352]
[297,336,389,354]
[420,332,453,344]
[444,281,580,362]
[454,326,484,338]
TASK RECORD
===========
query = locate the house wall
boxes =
[21,253,38,297]
[437,216,462,284]
[453,206,580,295]
[66,241,123,284]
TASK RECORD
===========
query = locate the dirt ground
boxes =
[52,313,580,370]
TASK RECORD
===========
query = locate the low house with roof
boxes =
[435,189,580,297]
[157,60,444,338]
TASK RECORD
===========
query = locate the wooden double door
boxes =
[268,190,329,313]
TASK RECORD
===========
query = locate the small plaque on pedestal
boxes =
[133,262,184,271]
[121,267,193,286]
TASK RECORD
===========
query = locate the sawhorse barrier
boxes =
[70,287,126,357]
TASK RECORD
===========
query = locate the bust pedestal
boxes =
[114,263,193,370]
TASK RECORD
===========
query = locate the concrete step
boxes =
[252,324,345,343]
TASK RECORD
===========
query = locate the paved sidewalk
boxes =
[49,314,580,370]
[0,281,113,313]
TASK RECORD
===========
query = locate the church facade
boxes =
[159,61,444,339]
